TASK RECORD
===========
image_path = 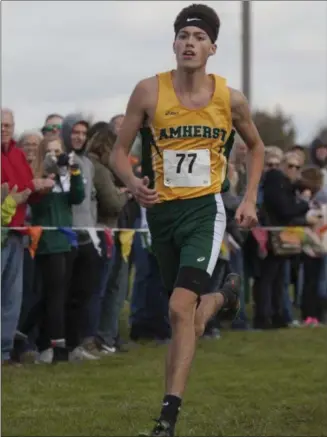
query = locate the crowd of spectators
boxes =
[1,107,327,366]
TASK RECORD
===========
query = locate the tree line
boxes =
[252,107,327,151]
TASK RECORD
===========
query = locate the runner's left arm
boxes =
[230,88,265,204]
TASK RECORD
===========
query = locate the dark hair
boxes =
[289,144,305,153]
[45,113,63,124]
[86,123,117,165]
[86,123,126,187]
[73,120,89,131]
[174,3,220,41]
[298,166,324,195]
[87,121,109,141]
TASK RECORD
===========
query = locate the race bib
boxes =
[163,149,211,187]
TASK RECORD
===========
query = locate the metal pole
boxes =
[241,1,251,304]
[241,0,251,106]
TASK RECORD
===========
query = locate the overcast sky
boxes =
[2,0,327,144]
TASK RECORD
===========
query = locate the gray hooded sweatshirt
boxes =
[61,113,97,242]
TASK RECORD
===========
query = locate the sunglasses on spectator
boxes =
[287,163,301,170]
[267,161,280,168]
[42,124,62,133]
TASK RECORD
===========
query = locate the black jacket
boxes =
[262,169,309,226]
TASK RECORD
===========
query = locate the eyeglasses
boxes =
[42,124,62,133]
[1,123,13,129]
[288,163,301,170]
[23,142,39,147]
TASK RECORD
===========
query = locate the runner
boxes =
[110,4,265,436]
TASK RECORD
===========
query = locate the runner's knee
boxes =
[169,288,198,325]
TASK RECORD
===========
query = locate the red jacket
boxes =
[1,139,37,227]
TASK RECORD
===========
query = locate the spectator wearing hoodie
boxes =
[81,122,129,355]
[61,113,99,360]
[1,108,54,365]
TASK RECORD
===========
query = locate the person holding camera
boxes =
[21,136,85,363]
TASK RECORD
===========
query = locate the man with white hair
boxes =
[1,108,54,365]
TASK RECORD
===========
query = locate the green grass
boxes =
[2,327,327,436]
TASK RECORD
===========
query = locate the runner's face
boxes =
[174,26,215,70]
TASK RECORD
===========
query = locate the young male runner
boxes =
[110,4,265,436]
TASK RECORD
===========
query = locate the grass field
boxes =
[2,327,327,436]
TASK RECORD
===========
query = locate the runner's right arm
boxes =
[110,80,149,189]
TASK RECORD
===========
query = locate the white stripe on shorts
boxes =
[206,193,227,276]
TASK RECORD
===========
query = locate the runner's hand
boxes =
[235,199,258,229]
[129,176,158,208]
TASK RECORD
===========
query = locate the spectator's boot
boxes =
[139,419,175,437]
[53,347,69,363]
[217,273,241,321]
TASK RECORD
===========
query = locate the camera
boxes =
[57,153,69,167]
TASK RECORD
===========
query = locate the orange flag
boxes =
[27,226,43,258]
